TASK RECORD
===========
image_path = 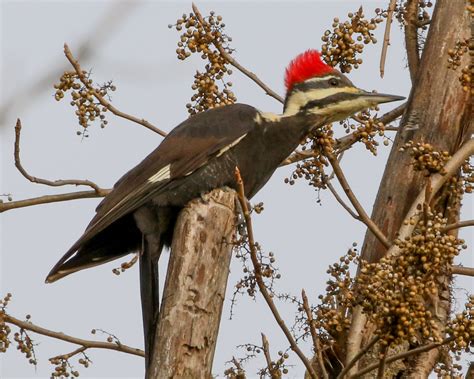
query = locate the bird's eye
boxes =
[329,78,339,86]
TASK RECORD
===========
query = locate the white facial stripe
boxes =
[308,97,370,119]
[216,134,247,157]
[254,112,282,125]
[148,164,171,183]
[283,87,360,116]
[304,75,337,83]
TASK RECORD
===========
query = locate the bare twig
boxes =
[234,167,317,379]
[376,345,388,379]
[404,0,421,82]
[336,336,379,379]
[191,3,284,104]
[0,190,110,213]
[380,0,397,77]
[348,337,455,378]
[441,219,474,233]
[63,44,167,136]
[261,334,278,379]
[302,289,328,379]
[4,314,144,358]
[14,119,106,194]
[451,266,474,277]
[326,181,360,220]
[327,153,391,249]
[50,346,87,362]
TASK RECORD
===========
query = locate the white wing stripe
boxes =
[148,164,171,183]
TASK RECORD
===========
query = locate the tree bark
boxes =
[148,188,236,379]
[346,0,472,375]
[360,0,471,264]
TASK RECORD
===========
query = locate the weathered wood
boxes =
[346,0,471,376]
[360,0,471,264]
[148,188,236,379]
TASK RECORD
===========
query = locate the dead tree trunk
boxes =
[346,0,471,375]
[148,188,236,379]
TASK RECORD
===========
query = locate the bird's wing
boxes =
[48,104,259,274]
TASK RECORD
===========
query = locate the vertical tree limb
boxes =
[148,189,236,378]
[404,0,421,82]
[345,0,471,374]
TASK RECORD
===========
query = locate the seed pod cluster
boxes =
[14,325,37,366]
[285,125,335,189]
[340,110,388,155]
[400,141,450,175]
[257,349,290,378]
[54,72,115,136]
[169,11,236,115]
[50,354,86,378]
[314,247,358,339]
[395,1,433,28]
[358,209,465,346]
[0,293,12,353]
[321,7,384,73]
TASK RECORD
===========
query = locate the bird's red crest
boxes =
[284,50,334,91]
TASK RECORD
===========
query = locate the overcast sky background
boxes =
[1,1,472,378]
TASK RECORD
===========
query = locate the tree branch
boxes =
[234,167,317,379]
[327,153,391,249]
[302,289,328,379]
[441,219,474,233]
[14,119,106,194]
[348,337,455,378]
[0,190,110,213]
[388,139,474,257]
[451,265,474,277]
[191,3,284,104]
[380,0,397,78]
[404,0,421,82]
[336,336,379,379]
[261,333,279,379]
[4,313,144,358]
[63,44,167,136]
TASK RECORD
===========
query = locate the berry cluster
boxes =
[257,349,290,377]
[50,353,89,378]
[341,110,389,155]
[0,293,12,353]
[447,39,469,70]
[14,319,37,367]
[314,247,358,340]
[358,209,465,346]
[321,7,384,73]
[285,125,334,190]
[169,11,236,115]
[400,141,450,175]
[395,1,433,28]
[54,71,115,137]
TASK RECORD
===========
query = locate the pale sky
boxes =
[1,1,472,378]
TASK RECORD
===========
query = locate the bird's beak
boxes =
[355,90,405,105]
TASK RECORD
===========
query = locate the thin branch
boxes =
[336,336,379,379]
[404,0,421,82]
[261,334,278,379]
[376,345,388,379]
[63,44,167,137]
[14,119,106,194]
[380,0,397,78]
[326,181,360,220]
[348,337,455,378]
[50,346,87,362]
[302,289,329,379]
[4,314,144,358]
[0,190,110,213]
[327,153,391,249]
[191,3,284,104]
[234,167,317,379]
[451,265,474,277]
[441,219,474,233]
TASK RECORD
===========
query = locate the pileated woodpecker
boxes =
[46,49,403,360]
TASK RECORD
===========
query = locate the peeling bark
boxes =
[148,189,236,379]
[345,0,472,375]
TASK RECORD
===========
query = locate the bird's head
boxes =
[283,50,404,121]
